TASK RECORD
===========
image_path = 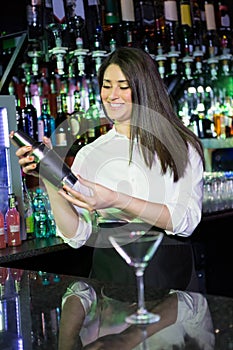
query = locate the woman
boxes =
[14,47,205,291]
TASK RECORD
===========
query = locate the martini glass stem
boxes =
[136,267,147,316]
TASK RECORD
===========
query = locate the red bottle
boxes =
[5,193,21,247]
[0,211,6,249]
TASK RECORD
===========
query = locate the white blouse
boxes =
[57,127,204,248]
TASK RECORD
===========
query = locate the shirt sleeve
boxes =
[56,150,94,248]
[165,145,204,237]
[56,205,93,249]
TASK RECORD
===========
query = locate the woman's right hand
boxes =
[15,144,38,175]
[10,131,52,176]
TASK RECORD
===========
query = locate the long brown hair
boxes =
[98,47,204,182]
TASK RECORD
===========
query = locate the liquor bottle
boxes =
[155,16,165,56]
[179,0,195,80]
[191,0,206,52]
[69,90,87,144]
[22,85,38,140]
[38,97,56,143]
[190,0,205,77]
[32,188,48,239]
[215,2,232,54]
[27,0,43,41]
[55,94,68,147]
[5,193,21,247]
[85,88,100,143]
[37,98,47,142]
[204,1,219,58]
[164,0,180,77]
[22,173,34,240]
[179,0,193,57]
[0,210,6,249]
[49,79,58,123]
[154,15,167,79]
[120,0,135,47]
[43,100,56,147]
[103,0,121,26]
[100,0,121,49]
[164,0,179,52]
[109,36,117,52]
[62,93,73,148]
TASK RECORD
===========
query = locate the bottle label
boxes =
[180,4,192,26]
[0,234,6,249]
[70,118,80,136]
[38,120,45,142]
[164,1,178,21]
[56,132,67,146]
[26,216,34,234]
[9,225,20,233]
[205,4,216,31]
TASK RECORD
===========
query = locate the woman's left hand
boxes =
[58,175,118,212]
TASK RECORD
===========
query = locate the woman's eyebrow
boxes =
[103,78,128,83]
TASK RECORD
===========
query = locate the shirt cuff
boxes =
[62,281,97,317]
[56,210,92,248]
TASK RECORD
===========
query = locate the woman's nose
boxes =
[108,86,120,100]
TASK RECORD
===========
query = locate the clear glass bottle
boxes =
[5,193,21,247]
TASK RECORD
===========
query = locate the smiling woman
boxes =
[14,46,205,292]
[101,63,133,128]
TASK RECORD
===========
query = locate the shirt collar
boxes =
[111,125,130,140]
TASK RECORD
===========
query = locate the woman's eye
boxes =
[102,85,130,90]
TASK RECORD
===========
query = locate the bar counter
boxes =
[0,209,232,262]
[0,237,66,264]
[1,209,232,298]
[0,266,232,350]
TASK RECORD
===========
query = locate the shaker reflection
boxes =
[58,281,215,350]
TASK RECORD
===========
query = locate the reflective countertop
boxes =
[0,266,232,350]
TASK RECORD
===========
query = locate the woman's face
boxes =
[101,64,132,125]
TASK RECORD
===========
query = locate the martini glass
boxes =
[109,230,164,325]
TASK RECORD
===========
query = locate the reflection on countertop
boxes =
[0,267,232,350]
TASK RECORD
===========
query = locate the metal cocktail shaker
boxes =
[10,130,78,188]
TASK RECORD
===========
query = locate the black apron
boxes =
[88,222,199,292]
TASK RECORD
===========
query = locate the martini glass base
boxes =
[125,312,160,325]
